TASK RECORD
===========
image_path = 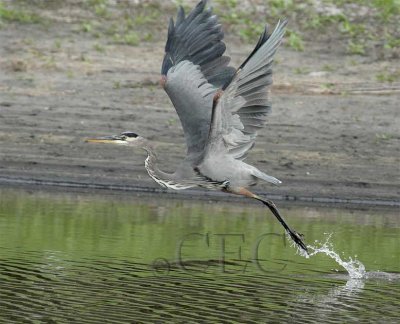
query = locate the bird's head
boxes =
[86,131,144,146]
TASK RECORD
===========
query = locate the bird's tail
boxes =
[252,168,281,185]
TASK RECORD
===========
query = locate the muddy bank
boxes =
[0,2,399,206]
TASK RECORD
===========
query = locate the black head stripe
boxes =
[121,132,138,138]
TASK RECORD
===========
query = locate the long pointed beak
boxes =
[85,135,122,144]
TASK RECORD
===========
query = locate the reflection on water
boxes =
[0,188,399,323]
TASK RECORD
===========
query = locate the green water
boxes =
[0,188,399,323]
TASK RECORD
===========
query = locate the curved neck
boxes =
[140,140,173,186]
[139,139,199,190]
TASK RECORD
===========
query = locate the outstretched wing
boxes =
[161,0,235,157]
[206,20,287,160]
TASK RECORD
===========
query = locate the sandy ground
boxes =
[0,2,399,205]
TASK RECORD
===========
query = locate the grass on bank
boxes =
[1,0,399,66]
[0,1,43,24]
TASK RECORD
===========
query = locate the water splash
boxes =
[286,231,311,258]
[296,233,367,279]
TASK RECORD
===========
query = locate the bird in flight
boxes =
[87,0,308,253]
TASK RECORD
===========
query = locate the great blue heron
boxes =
[87,0,308,253]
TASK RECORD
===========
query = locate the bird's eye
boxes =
[120,135,127,140]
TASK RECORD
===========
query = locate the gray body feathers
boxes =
[161,0,286,190]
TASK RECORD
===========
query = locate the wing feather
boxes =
[164,61,215,155]
[205,20,287,160]
[161,0,235,157]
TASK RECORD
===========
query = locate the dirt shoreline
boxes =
[1,176,399,209]
[0,2,399,207]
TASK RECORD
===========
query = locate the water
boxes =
[0,188,399,323]
[306,234,367,279]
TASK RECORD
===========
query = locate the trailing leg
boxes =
[230,187,308,253]
[254,196,308,253]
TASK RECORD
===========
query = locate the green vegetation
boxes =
[376,69,400,82]
[54,39,62,50]
[213,0,399,57]
[93,42,105,52]
[373,0,400,21]
[386,36,400,49]
[1,0,398,58]
[0,1,43,24]
[80,53,88,62]
[113,31,140,46]
[322,64,335,72]
[81,0,163,46]
[94,3,108,18]
[81,22,93,33]
[321,82,335,92]
[214,0,264,43]
[113,81,121,89]
[66,69,75,78]
[85,0,109,17]
[293,67,310,75]
[286,29,304,51]
[347,41,365,55]
[1,0,163,46]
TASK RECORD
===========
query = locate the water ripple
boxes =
[1,190,399,322]
[1,253,400,323]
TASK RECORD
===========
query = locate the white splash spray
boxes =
[295,233,367,279]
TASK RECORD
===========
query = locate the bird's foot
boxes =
[287,230,308,254]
